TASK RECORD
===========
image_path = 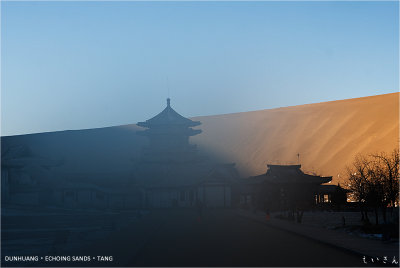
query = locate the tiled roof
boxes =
[137,98,201,128]
[245,164,332,185]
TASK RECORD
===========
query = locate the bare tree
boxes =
[372,149,399,220]
[346,154,371,223]
[372,149,399,207]
[365,157,385,225]
[346,149,400,225]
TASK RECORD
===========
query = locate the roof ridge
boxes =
[137,99,201,128]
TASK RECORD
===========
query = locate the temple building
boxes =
[137,98,202,163]
[315,184,351,210]
[135,98,238,208]
[238,164,348,211]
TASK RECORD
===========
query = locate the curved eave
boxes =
[320,176,333,184]
[136,128,202,136]
[137,102,201,128]
[296,175,332,184]
[137,120,201,128]
[137,122,147,128]
[267,164,302,169]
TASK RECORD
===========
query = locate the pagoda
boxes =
[137,98,202,163]
[134,98,239,209]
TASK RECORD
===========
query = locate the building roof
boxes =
[2,144,62,169]
[137,98,201,128]
[247,164,332,185]
[318,184,351,194]
[202,163,240,184]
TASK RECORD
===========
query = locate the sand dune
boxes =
[191,93,399,184]
[2,93,398,185]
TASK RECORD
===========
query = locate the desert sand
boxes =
[191,92,399,184]
[3,93,398,185]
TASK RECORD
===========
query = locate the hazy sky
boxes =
[2,1,399,136]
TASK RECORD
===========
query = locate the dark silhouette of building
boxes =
[316,184,351,210]
[137,98,202,163]
[238,164,342,211]
[135,98,238,208]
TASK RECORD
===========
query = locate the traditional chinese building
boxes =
[135,98,238,208]
[137,98,202,164]
[238,164,337,211]
[315,184,351,210]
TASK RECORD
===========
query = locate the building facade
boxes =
[238,164,348,211]
[135,98,238,209]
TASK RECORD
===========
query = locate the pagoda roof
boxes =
[137,98,201,128]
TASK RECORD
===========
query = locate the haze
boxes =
[1,1,399,136]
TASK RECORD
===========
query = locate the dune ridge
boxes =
[2,93,398,185]
[192,93,399,184]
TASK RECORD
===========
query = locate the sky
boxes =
[1,1,399,136]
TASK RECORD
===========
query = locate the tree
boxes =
[364,157,385,225]
[346,154,371,223]
[372,149,399,208]
[346,149,400,225]
[371,149,400,221]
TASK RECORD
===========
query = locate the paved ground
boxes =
[238,209,399,265]
[127,209,368,267]
[19,209,388,267]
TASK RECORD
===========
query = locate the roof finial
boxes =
[166,76,170,99]
[167,98,171,107]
